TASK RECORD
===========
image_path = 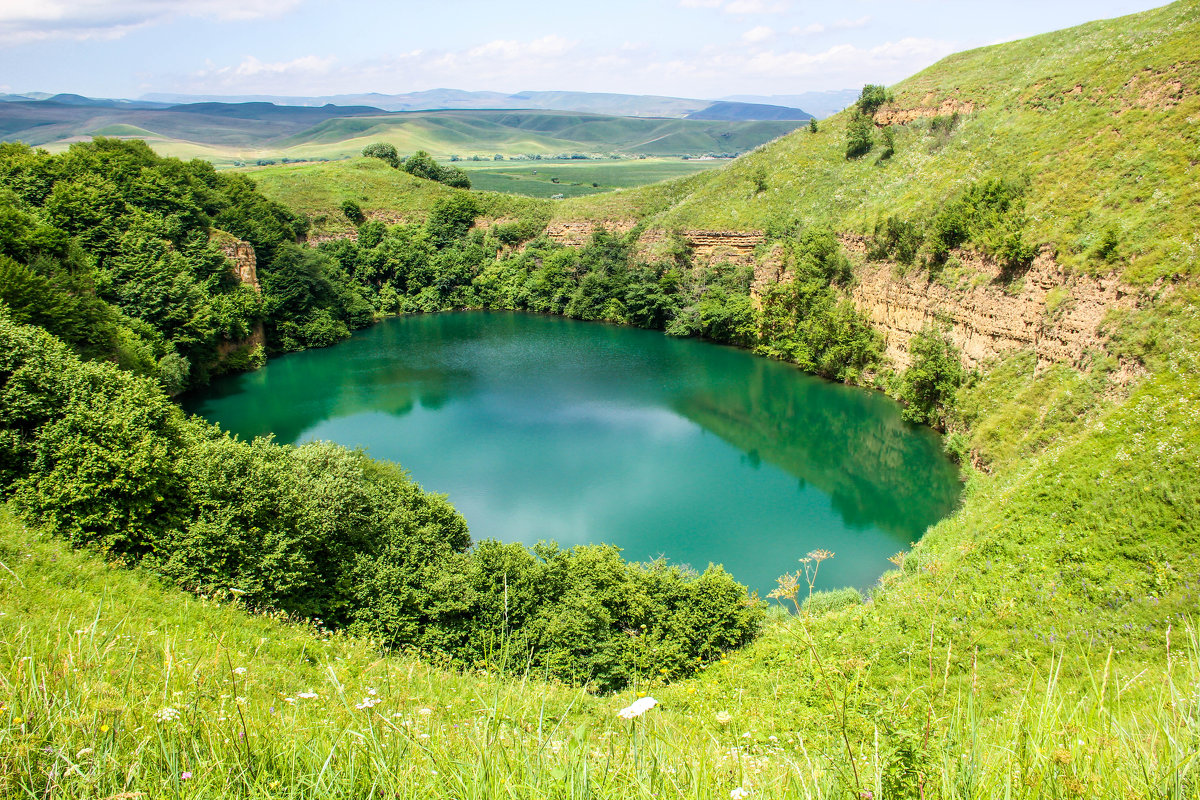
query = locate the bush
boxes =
[341,199,365,225]
[869,216,923,265]
[402,151,472,189]
[879,125,896,160]
[856,84,891,116]
[361,142,401,168]
[845,113,875,159]
[898,326,965,427]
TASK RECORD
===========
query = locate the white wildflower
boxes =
[154,707,180,723]
[233,667,247,675]
[617,696,658,720]
[731,788,751,800]
[715,710,732,725]
[355,696,381,710]
[418,707,433,716]
[297,691,319,700]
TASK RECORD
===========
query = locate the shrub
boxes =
[898,326,965,427]
[869,216,923,265]
[845,113,875,159]
[856,84,891,116]
[341,199,365,225]
[879,125,896,159]
[361,142,401,168]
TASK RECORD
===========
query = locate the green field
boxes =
[454,157,729,198]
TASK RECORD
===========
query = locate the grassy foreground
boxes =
[1,497,1197,799]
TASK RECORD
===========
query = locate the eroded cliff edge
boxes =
[545,220,1152,374]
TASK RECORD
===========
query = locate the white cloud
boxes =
[679,0,789,13]
[172,36,587,95]
[230,55,335,78]
[0,0,300,44]
[723,0,789,13]
[741,25,775,43]
[791,16,871,36]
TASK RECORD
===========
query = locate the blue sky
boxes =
[0,0,1170,100]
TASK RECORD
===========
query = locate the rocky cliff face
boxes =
[836,236,1144,370]
[211,232,261,293]
[544,219,638,246]
[556,222,1144,372]
[209,231,266,362]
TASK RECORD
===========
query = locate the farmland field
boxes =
[454,157,729,197]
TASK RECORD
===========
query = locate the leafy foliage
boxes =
[844,113,875,160]
[897,326,965,427]
[0,139,360,388]
[361,142,401,168]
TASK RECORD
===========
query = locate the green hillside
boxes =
[566,0,1199,283]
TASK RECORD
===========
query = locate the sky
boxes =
[0,0,1171,100]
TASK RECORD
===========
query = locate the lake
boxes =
[186,312,961,597]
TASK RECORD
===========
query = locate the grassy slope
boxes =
[457,158,727,199]
[564,0,1200,283]
[242,159,548,237]
[3,495,1197,799]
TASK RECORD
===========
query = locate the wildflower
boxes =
[731,788,751,799]
[99,725,110,734]
[270,781,280,790]
[355,696,381,710]
[715,711,732,725]
[12,717,23,726]
[418,707,432,716]
[617,697,658,719]
[154,707,180,723]
[860,792,874,800]
[181,771,193,781]
[233,667,247,675]
[367,687,377,696]
[297,691,319,700]
[659,668,668,675]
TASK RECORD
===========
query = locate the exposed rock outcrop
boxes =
[210,230,261,293]
[544,219,637,246]
[208,230,266,365]
[873,97,979,125]
[836,236,1144,370]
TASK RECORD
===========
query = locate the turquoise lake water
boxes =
[186,312,961,597]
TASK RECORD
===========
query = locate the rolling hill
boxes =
[0,100,805,166]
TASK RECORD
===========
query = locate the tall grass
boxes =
[2,512,1197,798]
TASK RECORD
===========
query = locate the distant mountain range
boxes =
[720,90,860,120]
[134,89,820,120]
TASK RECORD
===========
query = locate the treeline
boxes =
[0,313,761,690]
[0,139,372,392]
[319,208,884,385]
